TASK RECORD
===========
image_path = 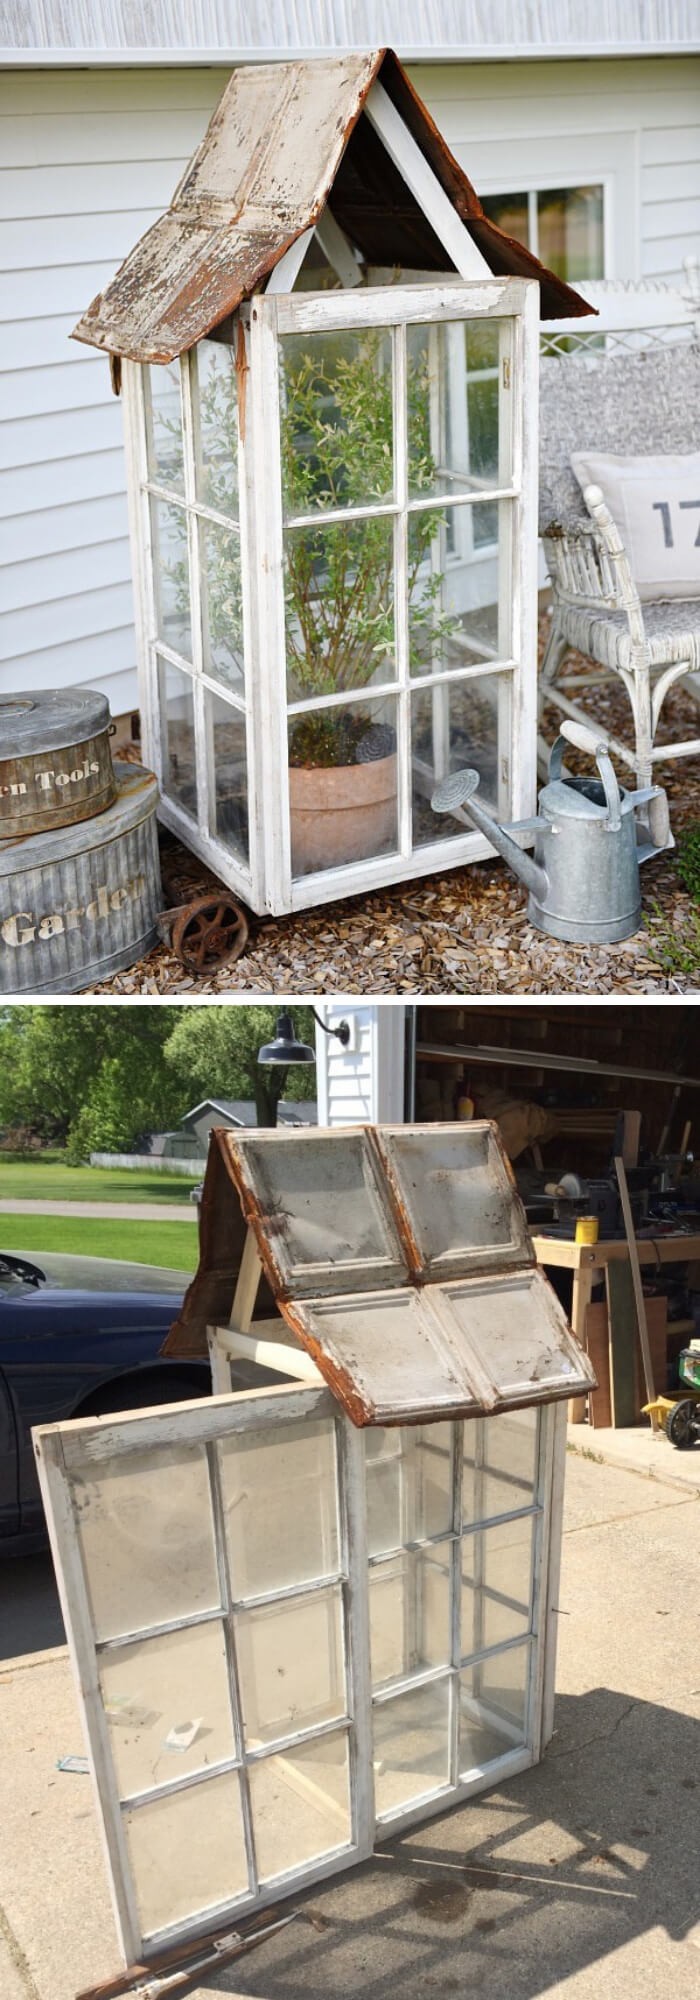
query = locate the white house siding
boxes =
[315,1003,406,1126]
[0,57,697,720]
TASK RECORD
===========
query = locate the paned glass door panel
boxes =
[158,659,198,820]
[460,1642,530,1775]
[269,284,531,899]
[35,1389,363,1961]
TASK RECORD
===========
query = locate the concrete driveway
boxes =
[1,1451,699,2000]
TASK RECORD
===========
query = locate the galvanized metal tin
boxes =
[0,688,117,839]
[0,763,162,994]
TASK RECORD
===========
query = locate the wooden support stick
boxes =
[614,1156,660,1431]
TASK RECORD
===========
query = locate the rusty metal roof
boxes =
[164,1122,596,1424]
[72,49,593,364]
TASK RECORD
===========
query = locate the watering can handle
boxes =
[550,719,622,833]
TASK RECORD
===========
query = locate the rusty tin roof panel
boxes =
[220,1125,410,1300]
[371,1122,534,1284]
[72,48,593,363]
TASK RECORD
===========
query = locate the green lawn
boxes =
[0,1154,200,1204]
[0,1214,199,1271]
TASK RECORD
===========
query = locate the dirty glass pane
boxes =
[281,328,394,516]
[220,1418,339,1598]
[411,672,506,847]
[303,1291,471,1423]
[145,361,184,495]
[285,515,395,703]
[373,1680,451,1816]
[194,338,239,518]
[461,1515,535,1658]
[406,319,501,502]
[250,1729,351,1879]
[158,658,197,819]
[206,689,249,865]
[377,1127,530,1281]
[200,518,244,695]
[443,1267,590,1403]
[234,1131,406,1295]
[369,1545,452,1688]
[236,1585,345,1748]
[459,1642,529,1773]
[538,185,604,283]
[99,1620,234,1798]
[365,1425,453,1557]
[151,498,192,658]
[289,692,399,881]
[408,508,501,678]
[70,1444,220,1642]
[482,1409,539,1520]
[124,1770,248,1937]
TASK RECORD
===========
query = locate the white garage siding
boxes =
[0,58,698,720]
[314,1004,406,1126]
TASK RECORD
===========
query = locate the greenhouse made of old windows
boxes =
[36,1122,595,1965]
[73,51,591,914]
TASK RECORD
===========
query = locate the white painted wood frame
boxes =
[34,1383,562,1967]
[123,275,539,916]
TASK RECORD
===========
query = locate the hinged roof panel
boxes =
[72,48,593,363]
[164,1122,596,1424]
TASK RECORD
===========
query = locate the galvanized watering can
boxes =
[432,719,669,944]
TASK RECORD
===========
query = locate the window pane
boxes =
[100,1620,234,1798]
[538,185,604,282]
[369,1546,452,1688]
[220,1418,339,1599]
[407,320,500,502]
[281,329,393,515]
[71,1445,219,1643]
[249,1730,351,1879]
[194,338,239,518]
[206,689,249,864]
[200,518,244,694]
[483,1409,539,1520]
[462,1516,534,1658]
[409,508,502,679]
[151,499,192,659]
[236,1585,345,1748]
[158,658,197,819]
[411,673,506,847]
[289,694,398,879]
[145,361,184,495]
[460,1643,529,1774]
[365,1424,453,1557]
[285,515,395,704]
[480,193,530,248]
[373,1681,451,1815]
[124,1770,248,1936]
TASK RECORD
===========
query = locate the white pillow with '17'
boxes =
[570,451,700,601]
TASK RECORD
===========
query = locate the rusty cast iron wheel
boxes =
[171,893,249,975]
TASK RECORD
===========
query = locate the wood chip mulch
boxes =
[91,631,700,998]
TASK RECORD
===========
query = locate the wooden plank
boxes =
[614,1156,660,1427]
[364,80,491,280]
[605,1261,639,1429]
[584,1301,613,1430]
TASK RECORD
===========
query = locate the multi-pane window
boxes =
[481,185,605,285]
[37,1389,551,1962]
[130,277,538,915]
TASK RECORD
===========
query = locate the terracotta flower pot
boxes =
[289,750,398,876]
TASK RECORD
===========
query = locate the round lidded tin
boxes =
[0,687,118,838]
[0,762,162,994]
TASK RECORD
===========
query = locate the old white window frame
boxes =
[123,273,539,917]
[36,1383,565,1965]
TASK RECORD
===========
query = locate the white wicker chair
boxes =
[538,335,700,793]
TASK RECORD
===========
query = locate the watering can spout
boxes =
[431,770,548,901]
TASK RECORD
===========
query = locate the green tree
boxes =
[0,1006,183,1158]
[163,1005,317,1128]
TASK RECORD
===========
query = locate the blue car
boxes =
[0,1249,210,1555]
